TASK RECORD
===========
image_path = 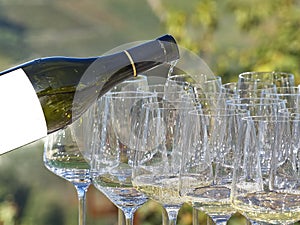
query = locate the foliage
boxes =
[149,0,300,83]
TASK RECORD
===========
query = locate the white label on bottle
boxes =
[0,68,47,154]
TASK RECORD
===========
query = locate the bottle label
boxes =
[0,68,47,154]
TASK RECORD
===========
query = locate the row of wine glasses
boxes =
[43,70,300,225]
[132,71,298,225]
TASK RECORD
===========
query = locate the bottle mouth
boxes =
[157,34,180,62]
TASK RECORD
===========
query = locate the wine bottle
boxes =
[0,34,179,154]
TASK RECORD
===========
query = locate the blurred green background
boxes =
[1,0,300,224]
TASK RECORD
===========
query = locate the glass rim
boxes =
[267,86,300,96]
[104,90,157,99]
[226,97,285,106]
[241,115,300,122]
[238,71,294,78]
[167,74,221,83]
[166,74,192,86]
[188,108,248,116]
[222,82,277,94]
[182,91,228,97]
[142,101,198,110]
[267,93,300,97]
[278,108,300,112]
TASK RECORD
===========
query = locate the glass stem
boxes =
[123,208,137,225]
[125,217,133,225]
[162,207,169,225]
[75,183,90,225]
[192,208,199,225]
[118,209,126,225]
[165,206,180,225]
[210,215,231,225]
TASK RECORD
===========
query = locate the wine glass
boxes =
[231,115,300,224]
[132,100,197,225]
[226,97,286,117]
[141,76,214,225]
[43,125,91,225]
[180,108,248,225]
[138,83,190,225]
[222,81,277,99]
[238,71,295,88]
[90,91,157,225]
[167,75,225,225]
[110,74,149,224]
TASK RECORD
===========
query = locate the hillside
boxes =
[0,0,165,70]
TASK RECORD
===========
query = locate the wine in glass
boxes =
[132,100,197,225]
[231,115,300,225]
[167,74,225,225]
[180,108,246,225]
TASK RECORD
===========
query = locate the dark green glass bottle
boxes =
[0,34,179,154]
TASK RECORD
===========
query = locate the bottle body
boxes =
[0,34,179,154]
